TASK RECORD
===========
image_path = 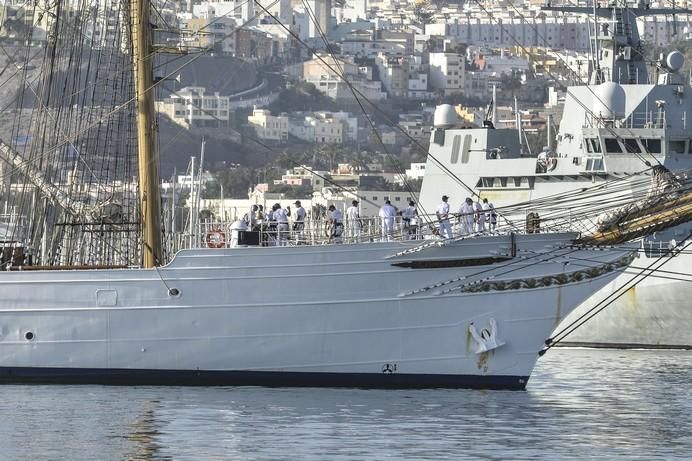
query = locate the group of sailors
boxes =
[238,195,496,245]
[436,195,497,239]
[328,199,420,243]
[243,201,307,246]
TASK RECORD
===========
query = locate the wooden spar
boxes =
[579,190,692,245]
[131,0,162,267]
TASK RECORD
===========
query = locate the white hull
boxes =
[0,234,629,388]
[557,251,692,348]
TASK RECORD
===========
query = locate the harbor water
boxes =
[0,348,690,460]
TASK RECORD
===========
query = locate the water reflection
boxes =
[0,349,689,460]
[125,400,169,461]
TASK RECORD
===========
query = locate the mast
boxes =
[132,0,162,267]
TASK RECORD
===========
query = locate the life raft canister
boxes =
[206,229,226,248]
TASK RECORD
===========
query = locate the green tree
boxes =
[211,167,257,198]
[268,82,337,113]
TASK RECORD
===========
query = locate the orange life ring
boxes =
[205,229,226,248]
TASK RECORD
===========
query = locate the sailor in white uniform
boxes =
[293,200,306,243]
[379,200,397,241]
[436,195,453,239]
[272,203,289,246]
[328,204,344,243]
[402,200,418,240]
[473,199,486,233]
[458,198,475,236]
[482,198,497,232]
[346,200,361,242]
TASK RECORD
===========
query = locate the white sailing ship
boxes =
[419,2,692,349]
[0,0,688,390]
[0,0,660,389]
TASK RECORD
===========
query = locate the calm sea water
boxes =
[0,349,690,461]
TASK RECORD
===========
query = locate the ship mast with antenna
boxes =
[131,0,162,267]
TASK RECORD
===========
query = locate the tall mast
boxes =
[131,0,162,267]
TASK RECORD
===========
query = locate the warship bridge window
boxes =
[623,139,640,153]
[604,138,622,153]
[513,177,522,187]
[585,158,604,171]
[642,139,661,153]
[669,140,686,154]
[585,138,601,153]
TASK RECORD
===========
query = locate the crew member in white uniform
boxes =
[293,200,306,243]
[328,204,343,243]
[243,205,258,229]
[272,203,289,246]
[482,198,497,233]
[402,200,418,240]
[379,200,397,241]
[473,199,486,233]
[436,195,453,239]
[346,200,361,242]
[458,198,475,236]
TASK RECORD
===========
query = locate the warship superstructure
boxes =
[419,1,692,348]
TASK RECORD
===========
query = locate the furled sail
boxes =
[579,166,692,245]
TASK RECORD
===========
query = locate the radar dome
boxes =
[433,104,459,128]
[593,81,626,120]
[666,51,684,73]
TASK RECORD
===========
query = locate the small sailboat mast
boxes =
[131,0,162,267]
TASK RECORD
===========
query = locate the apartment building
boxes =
[157,86,230,128]
[429,52,465,96]
[375,53,410,98]
[247,108,289,141]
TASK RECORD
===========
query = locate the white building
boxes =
[288,111,357,144]
[306,74,386,101]
[306,0,332,38]
[156,86,230,128]
[247,108,289,141]
[375,53,410,98]
[429,52,465,96]
[425,13,692,52]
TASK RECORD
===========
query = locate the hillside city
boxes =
[1,0,691,221]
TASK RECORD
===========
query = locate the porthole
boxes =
[168,288,181,297]
[25,331,34,341]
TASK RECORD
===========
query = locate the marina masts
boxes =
[131,0,162,267]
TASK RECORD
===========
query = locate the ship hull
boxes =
[557,251,692,349]
[0,235,627,389]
